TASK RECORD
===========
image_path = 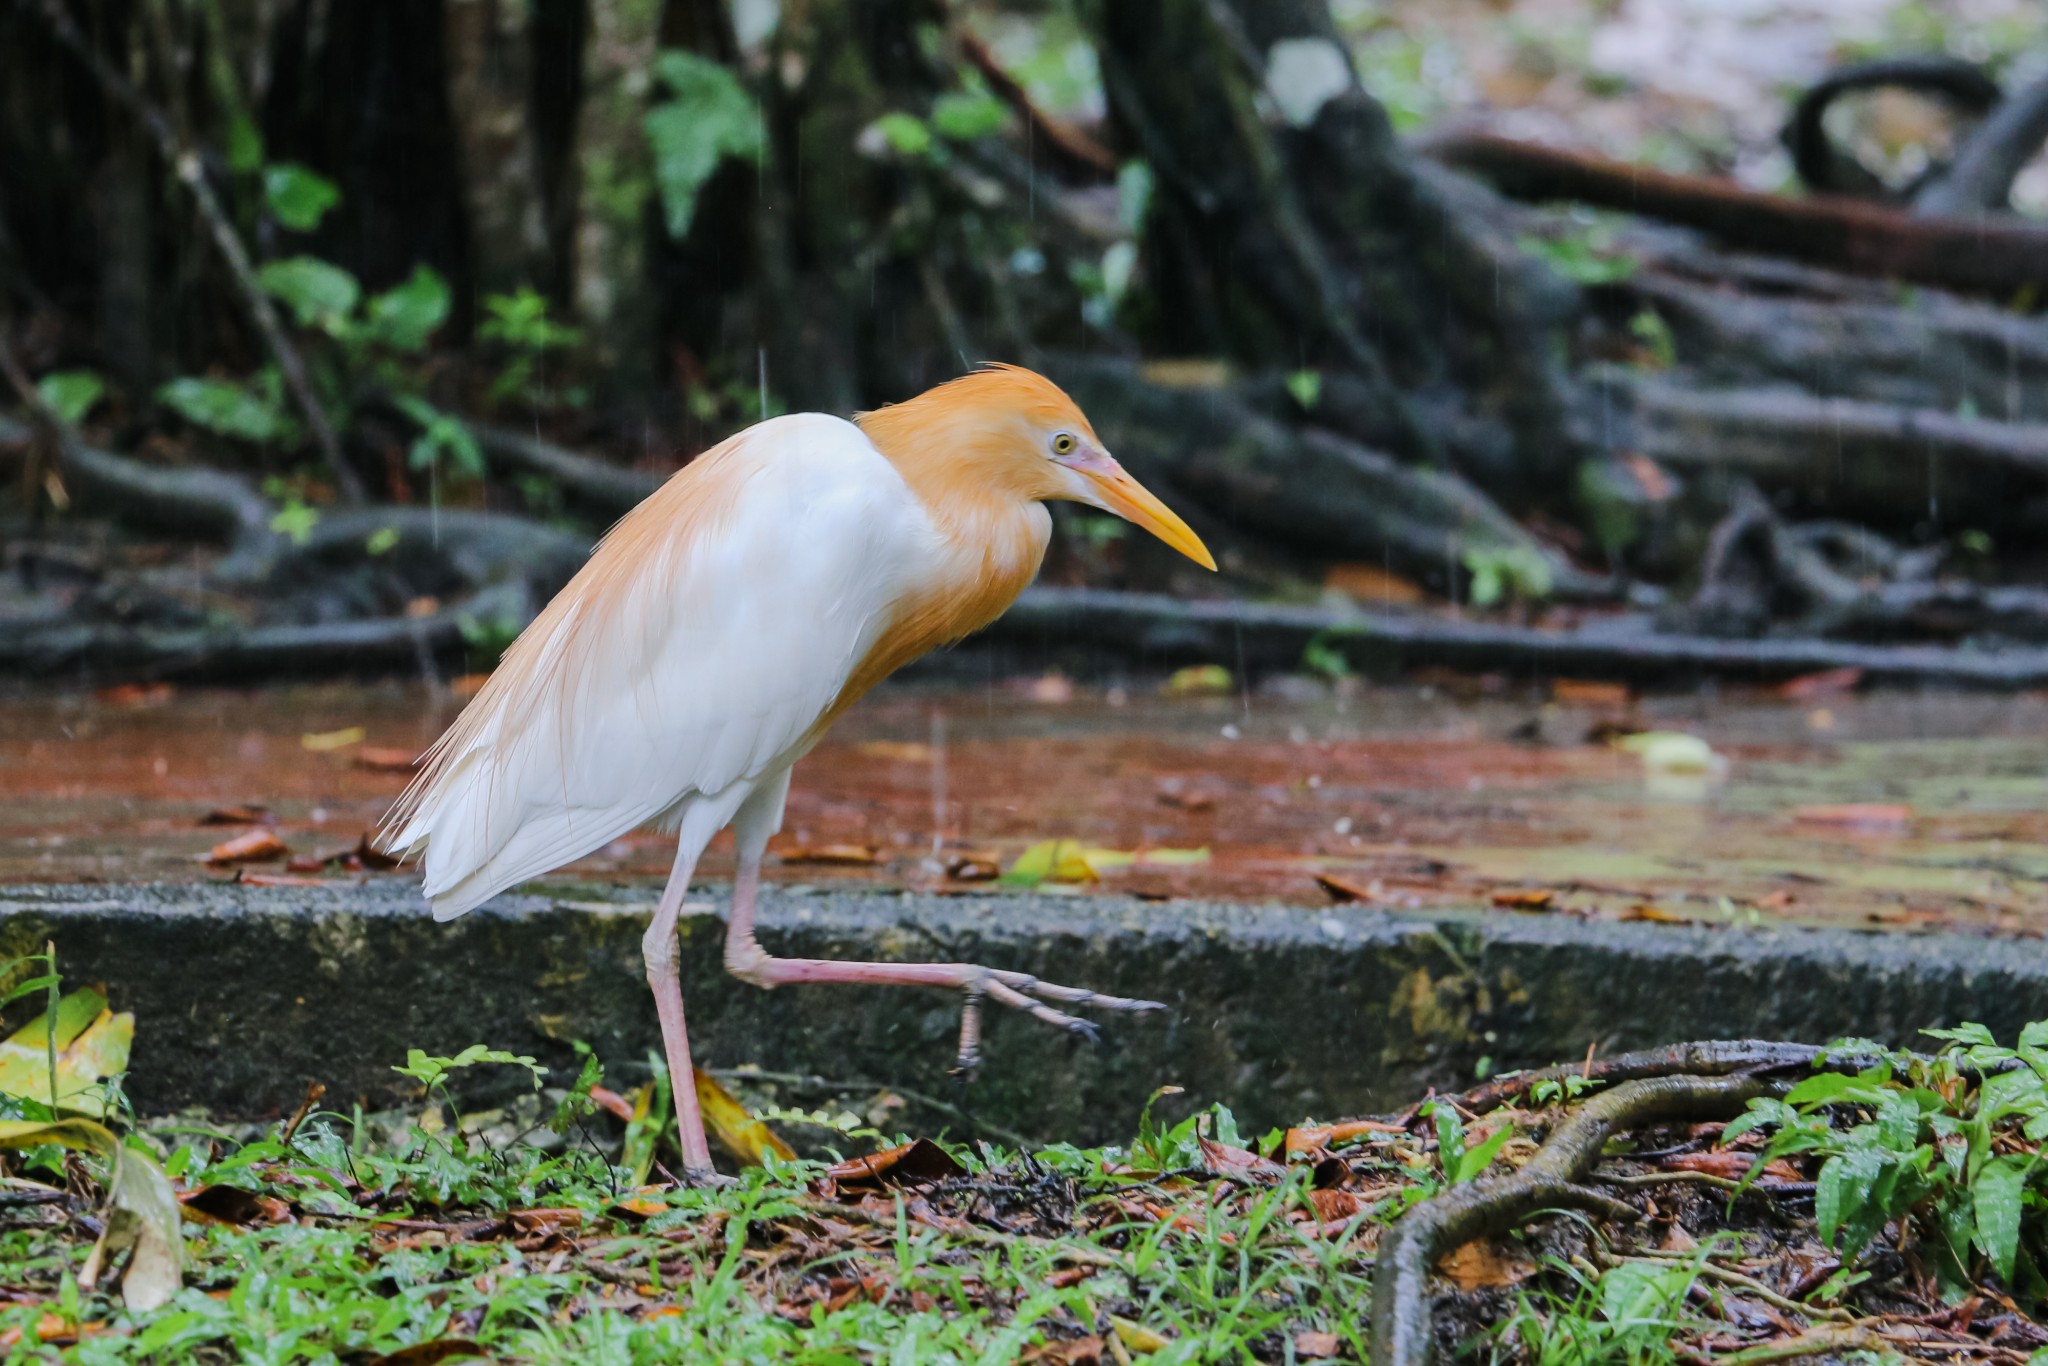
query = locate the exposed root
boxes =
[1369,1073,1780,1366]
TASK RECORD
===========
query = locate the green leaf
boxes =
[394,394,485,481]
[156,376,290,444]
[363,266,450,352]
[263,163,341,232]
[1116,160,1154,235]
[1816,1149,1883,1250]
[226,114,265,173]
[1975,1153,2031,1283]
[257,255,361,331]
[269,499,319,546]
[365,526,400,556]
[871,111,933,158]
[645,50,763,239]
[37,370,105,425]
[0,991,133,1118]
[393,1045,546,1092]
[1284,369,1321,410]
[930,91,1006,141]
[1454,1122,1513,1183]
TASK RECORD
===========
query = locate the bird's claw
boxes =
[950,966,1157,1062]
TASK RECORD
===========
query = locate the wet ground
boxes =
[1,676,2044,934]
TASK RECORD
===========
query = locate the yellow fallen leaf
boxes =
[1614,730,1724,775]
[0,990,134,1118]
[1080,846,1211,871]
[693,1068,796,1168]
[301,726,366,752]
[1111,1316,1172,1354]
[1003,839,1099,886]
[1162,665,1233,697]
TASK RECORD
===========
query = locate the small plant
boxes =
[1301,629,1354,681]
[646,49,764,239]
[1463,544,1555,608]
[1530,1072,1600,1107]
[1518,224,1639,286]
[1423,1100,1515,1184]
[478,287,585,408]
[1726,1023,2048,1301]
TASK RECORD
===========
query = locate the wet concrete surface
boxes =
[2,678,2044,931]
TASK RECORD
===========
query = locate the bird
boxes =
[379,364,1214,1179]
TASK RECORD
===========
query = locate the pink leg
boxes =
[642,835,720,1182]
[719,786,1162,1073]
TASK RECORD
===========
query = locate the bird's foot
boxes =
[669,1164,740,1190]
[950,967,1165,1073]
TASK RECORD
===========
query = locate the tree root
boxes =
[1425,129,2048,299]
[1915,69,2048,217]
[1781,57,2001,201]
[1427,1040,1832,1119]
[999,586,2048,687]
[466,421,665,517]
[1368,1072,1779,1366]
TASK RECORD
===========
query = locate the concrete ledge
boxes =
[3,882,2043,1140]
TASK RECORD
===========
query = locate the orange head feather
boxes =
[856,364,1215,569]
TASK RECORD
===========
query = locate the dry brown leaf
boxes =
[1489,888,1555,910]
[232,872,329,888]
[352,746,421,773]
[1551,679,1631,707]
[177,1184,292,1227]
[1792,803,1911,830]
[1316,873,1377,904]
[201,829,288,865]
[779,843,881,866]
[1294,1331,1342,1360]
[945,853,1002,882]
[1437,1238,1534,1290]
[1199,1137,1285,1180]
[823,1138,966,1188]
[1323,563,1426,605]
[1773,666,1864,699]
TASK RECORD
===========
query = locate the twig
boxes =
[1712,1324,1880,1364]
[958,32,1116,179]
[24,0,366,504]
[1370,1073,1782,1366]
[1619,1249,1853,1322]
[1917,70,2048,217]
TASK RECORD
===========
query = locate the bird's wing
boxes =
[382,414,937,919]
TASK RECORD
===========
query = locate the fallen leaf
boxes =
[1791,803,1911,830]
[945,853,1002,882]
[1284,1118,1407,1156]
[1663,1150,1805,1183]
[1294,1331,1342,1359]
[1083,846,1210,871]
[0,989,134,1117]
[285,851,345,873]
[352,746,421,772]
[778,843,881,866]
[1773,666,1863,699]
[1552,679,1631,707]
[1615,731,1725,775]
[1324,562,1426,605]
[450,673,490,699]
[693,1068,796,1167]
[1753,890,1797,911]
[233,872,330,888]
[824,1138,966,1188]
[1199,1137,1285,1180]
[1490,888,1555,910]
[1315,873,1377,903]
[1035,1334,1104,1366]
[95,682,174,708]
[198,804,270,826]
[1044,1267,1095,1290]
[854,741,934,763]
[1154,780,1220,812]
[1110,1317,1172,1355]
[1438,1238,1534,1290]
[301,726,367,751]
[79,1142,184,1311]
[1162,664,1233,697]
[354,834,401,871]
[201,829,288,865]
[1620,903,1693,924]
[178,1184,291,1227]
[1001,839,1098,887]
[1306,1189,1363,1222]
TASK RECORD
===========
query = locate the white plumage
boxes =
[385,414,941,918]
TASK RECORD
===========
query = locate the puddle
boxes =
[1,679,2044,934]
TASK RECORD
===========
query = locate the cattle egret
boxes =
[381,365,1214,1178]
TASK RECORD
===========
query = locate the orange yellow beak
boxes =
[1064,452,1217,571]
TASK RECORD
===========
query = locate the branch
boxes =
[1426,129,2048,298]
[1369,1073,1778,1366]
[24,0,366,504]
[996,586,2048,687]
[958,31,1116,179]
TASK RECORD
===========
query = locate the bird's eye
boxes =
[1051,432,1077,456]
